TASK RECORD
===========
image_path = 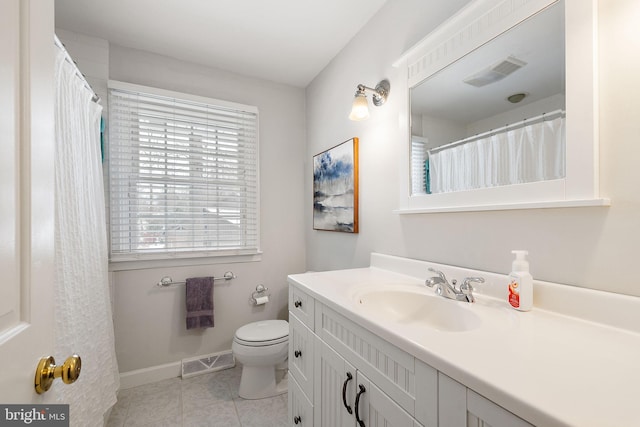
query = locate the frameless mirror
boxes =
[409,2,565,196]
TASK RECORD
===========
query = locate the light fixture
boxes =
[349,79,390,121]
[507,92,528,103]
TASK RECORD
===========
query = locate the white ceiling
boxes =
[55,0,389,88]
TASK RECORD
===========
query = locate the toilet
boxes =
[232,320,289,399]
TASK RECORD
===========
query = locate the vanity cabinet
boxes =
[289,283,438,427]
[315,302,438,427]
[289,282,532,427]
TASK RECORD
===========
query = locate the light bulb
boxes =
[349,93,370,121]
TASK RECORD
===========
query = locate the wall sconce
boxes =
[349,79,390,121]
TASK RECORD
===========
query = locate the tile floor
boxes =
[106,365,289,427]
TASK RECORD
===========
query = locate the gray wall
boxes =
[108,45,307,372]
[305,0,640,298]
[59,31,307,373]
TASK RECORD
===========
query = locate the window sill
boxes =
[109,252,262,272]
[393,198,611,214]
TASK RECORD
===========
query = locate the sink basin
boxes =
[353,287,481,332]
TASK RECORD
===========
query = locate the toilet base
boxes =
[238,366,288,400]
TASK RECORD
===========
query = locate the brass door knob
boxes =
[34,354,81,394]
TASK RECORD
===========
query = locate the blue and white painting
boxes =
[313,138,358,233]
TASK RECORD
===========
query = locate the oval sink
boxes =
[353,287,481,332]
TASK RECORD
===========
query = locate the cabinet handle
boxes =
[294,350,302,358]
[293,415,301,424]
[354,384,366,427]
[342,372,353,414]
[294,300,302,308]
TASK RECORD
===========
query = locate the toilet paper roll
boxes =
[254,295,269,305]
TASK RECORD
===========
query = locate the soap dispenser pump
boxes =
[508,250,533,311]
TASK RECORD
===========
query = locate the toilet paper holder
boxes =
[250,284,270,305]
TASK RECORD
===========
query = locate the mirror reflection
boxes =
[410,2,565,195]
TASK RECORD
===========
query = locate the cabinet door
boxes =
[289,373,313,427]
[438,373,467,427]
[314,336,356,427]
[438,373,534,427]
[356,373,420,427]
[290,312,315,400]
[467,389,533,427]
[415,359,438,427]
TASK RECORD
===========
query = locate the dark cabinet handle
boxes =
[342,372,353,414]
[354,384,366,427]
[294,350,302,358]
[294,300,302,308]
[293,415,301,424]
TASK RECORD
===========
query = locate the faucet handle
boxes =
[459,277,484,303]
[462,276,484,287]
[428,267,447,281]
[460,277,485,293]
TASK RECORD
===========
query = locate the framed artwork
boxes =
[313,137,359,233]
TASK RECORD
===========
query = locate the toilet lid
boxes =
[235,320,288,343]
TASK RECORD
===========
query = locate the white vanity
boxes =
[287,253,640,426]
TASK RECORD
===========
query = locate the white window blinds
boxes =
[411,137,429,195]
[108,81,259,261]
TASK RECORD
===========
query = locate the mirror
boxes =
[409,1,565,196]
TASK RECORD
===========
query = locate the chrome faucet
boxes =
[425,268,484,303]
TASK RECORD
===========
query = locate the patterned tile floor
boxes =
[106,365,288,427]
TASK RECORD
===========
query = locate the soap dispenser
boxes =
[508,250,533,311]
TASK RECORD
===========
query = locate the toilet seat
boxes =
[234,320,288,347]
[234,336,288,347]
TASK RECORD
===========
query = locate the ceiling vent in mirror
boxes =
[463,56,527,87]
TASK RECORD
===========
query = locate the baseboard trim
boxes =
[119,361,182,389]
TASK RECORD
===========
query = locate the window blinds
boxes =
[411,138,429,195]
[108,82,259,261]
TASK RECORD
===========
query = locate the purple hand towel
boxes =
[185,277,214,330]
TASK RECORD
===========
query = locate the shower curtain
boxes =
[429,115,566,194]
[53,47,119,425]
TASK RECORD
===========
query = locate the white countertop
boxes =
[288,253,640,427]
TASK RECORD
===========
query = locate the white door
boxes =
[0,0,57,402]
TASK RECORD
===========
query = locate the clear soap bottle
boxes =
[508,250,533,311]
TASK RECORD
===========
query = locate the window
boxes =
[108,81,259,262]
[410,136,430,195]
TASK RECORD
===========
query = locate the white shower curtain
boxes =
[53,47,119,425]
[429,115,566,194]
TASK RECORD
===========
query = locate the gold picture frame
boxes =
[312,137,359,233]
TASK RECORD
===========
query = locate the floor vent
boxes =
[181,350,235,379]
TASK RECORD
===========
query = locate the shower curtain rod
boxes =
[428,109,566,155]
[54,35,100,103]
